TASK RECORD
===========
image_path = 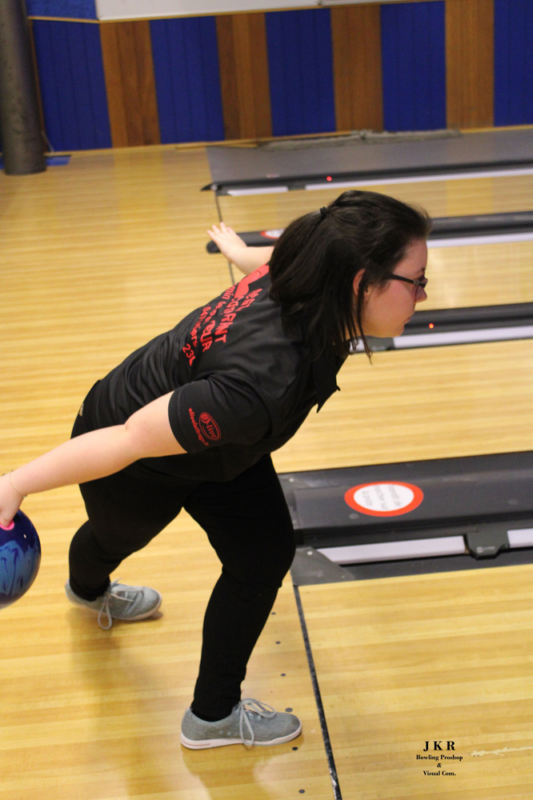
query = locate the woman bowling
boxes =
[0,190,430,749]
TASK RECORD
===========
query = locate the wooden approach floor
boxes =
[301,568,533,800]
[1,144,533,799]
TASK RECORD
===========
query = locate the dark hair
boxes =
[269,190,432,358]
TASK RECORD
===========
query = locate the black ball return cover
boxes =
[280,451,533,562]
[204,129,533,194]
[206,211,533,252]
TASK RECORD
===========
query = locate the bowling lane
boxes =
[286,338,533,797]
[217,172,533,242]
[422,240,533,311]
[299,566,533,800]
[272,338,533,474]
[217,175,533,315]
[215,150,533,798]
[0,148,335,800]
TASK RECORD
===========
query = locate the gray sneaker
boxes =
[180,698,302,749]
[65,579,162,630]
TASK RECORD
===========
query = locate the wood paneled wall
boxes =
[29,0,528,152]
[446,0,495,128]
[216,13,272,140]
[331,5,383,132]
[100,20,160,147]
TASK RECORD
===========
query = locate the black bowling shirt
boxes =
[87,266,345,483]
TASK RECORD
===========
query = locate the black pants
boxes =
[69,413,296,721]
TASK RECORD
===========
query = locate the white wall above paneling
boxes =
[96,0,308,18]
[95,0,407,21]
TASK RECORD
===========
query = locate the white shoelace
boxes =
[237,698,276,747]
[97,579,135,630]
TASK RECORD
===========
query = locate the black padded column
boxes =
[0,0,45,175]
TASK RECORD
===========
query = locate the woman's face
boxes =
[355,239,428,339]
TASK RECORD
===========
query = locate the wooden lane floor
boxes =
[272,338,533,473]
[299,566,533,800]
[420,239,533,311]
[0,497,333,800]
[1,145,532,799]
[0,148,334,799]
[217,172,533,233]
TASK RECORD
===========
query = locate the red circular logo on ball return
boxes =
[199,413,221,442]
[344,482,424,517]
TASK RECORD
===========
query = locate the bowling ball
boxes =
[0,510,41,609]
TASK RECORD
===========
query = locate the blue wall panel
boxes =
[494,0,533,126]
[266,9,335,137]
[32,21,111,150]
[27,1,97,20]
[381,1,446,132]
[150,18,224,144]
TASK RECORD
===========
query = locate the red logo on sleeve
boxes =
[189,409,208,446]
[199,413,221,442]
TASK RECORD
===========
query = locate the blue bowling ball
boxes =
[0,510,41,609]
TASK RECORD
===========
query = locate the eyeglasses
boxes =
[389,274,428,293]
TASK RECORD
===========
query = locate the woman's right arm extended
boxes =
[208,223,274,275]
[0,392,185,527]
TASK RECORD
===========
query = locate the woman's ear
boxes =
[352,269,365,298]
